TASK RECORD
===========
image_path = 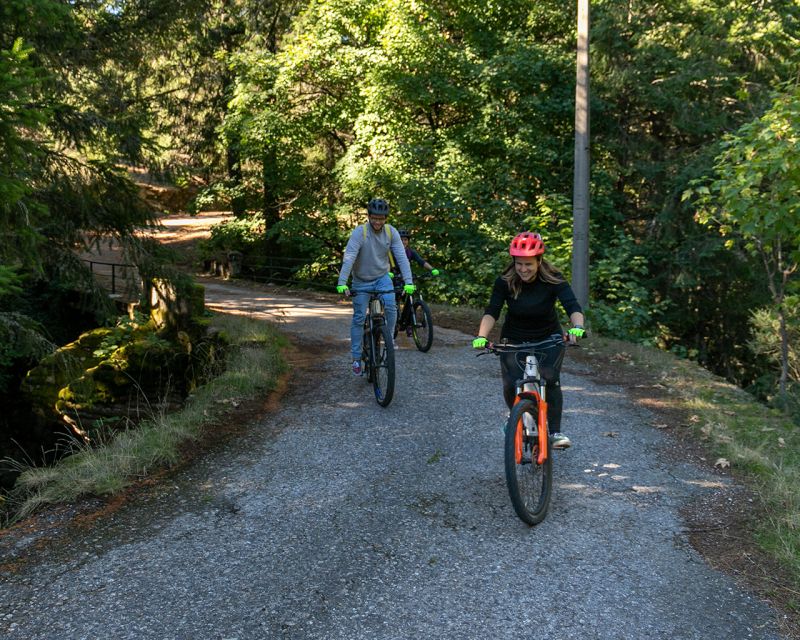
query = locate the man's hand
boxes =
[430,268,440,276]
[472,336,487,349]
[336,285,350,296]
[403,284,416,294]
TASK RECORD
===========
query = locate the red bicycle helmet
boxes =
[509,232,545,257]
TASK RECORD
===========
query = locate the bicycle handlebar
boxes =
[345,289,395,297]
[476,334,570,356]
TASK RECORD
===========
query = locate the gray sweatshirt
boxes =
[338,223,413,286]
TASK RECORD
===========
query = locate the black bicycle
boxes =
[393,275,434,352]
[357,290,396,407]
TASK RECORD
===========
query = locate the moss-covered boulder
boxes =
[21,285,227,443]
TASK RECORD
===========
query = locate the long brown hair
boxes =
[501,257,565,298]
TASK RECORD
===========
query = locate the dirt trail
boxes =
[0,273,790,639]
[2,214,791,638]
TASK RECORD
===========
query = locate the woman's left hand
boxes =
[567,326,585,344]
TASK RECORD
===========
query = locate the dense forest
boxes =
[1,0,798,427]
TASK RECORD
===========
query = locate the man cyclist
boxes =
[337,198,415,375]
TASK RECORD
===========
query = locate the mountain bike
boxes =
[393,275,434,352]
[357,290,396,407]
[479,334,566,525]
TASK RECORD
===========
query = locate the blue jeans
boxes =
[350,274,397,360]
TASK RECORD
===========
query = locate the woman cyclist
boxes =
[472,232,585,449]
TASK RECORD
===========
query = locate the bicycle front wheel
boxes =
[371,324,395,406]
[362,326,373,382]
[504,399,552,525]
[411,300,433,352]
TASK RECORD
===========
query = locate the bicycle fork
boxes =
[513,356,549,465]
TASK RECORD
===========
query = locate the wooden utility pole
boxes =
[572,0,591,310]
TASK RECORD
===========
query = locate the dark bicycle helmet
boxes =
[367,198,389,217]
[509,232,545,257]
[398,229,411,238]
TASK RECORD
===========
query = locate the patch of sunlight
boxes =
[559,483,604,495]
[602,463,621,469]
[562,387,627,399]
[631,485,662,493]
[567,407,608,416]
[611,475,629,481]
[685,397,717,411]
[682,479,727,489]
[205,299,352,322]
[159,215,231,226]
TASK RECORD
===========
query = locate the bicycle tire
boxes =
[504,399,552,525]
[372,323,395,406]
[411,300,433,352]
[362,327,373,382]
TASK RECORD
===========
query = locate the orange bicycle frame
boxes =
[512,391,549,465]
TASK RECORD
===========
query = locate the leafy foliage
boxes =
[689,83,800,403]
[3,0,800,438]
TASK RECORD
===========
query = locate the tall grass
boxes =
[4,312,287,522]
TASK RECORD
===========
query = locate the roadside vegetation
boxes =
[1,313,287,523]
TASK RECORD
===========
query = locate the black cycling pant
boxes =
[500,340,566,433]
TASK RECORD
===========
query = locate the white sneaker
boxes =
[550,432,571,449]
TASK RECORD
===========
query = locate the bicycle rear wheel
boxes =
[504,399,552,525]
[371,324,395,406]
[411,300,433,352]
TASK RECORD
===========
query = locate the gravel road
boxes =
[0,280,787,639]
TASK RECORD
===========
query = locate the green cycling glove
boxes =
[403,284,416,294]
[472,336,487,349]
[430,268,440,276]
[568,326,585,338]
[388,272,394,279]
[336,285,350,295]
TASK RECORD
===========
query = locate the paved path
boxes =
[0,281,787,639]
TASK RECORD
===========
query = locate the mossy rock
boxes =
[21,327,115,415]
[23,319,227,442]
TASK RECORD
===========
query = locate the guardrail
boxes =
[83,259,142,298]
[239,254,340,291]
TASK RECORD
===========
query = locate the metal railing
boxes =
[239,254,340,291]
[83,259,142,299]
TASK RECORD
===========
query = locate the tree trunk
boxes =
[262,149,280,251]
[227,140,246,218]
